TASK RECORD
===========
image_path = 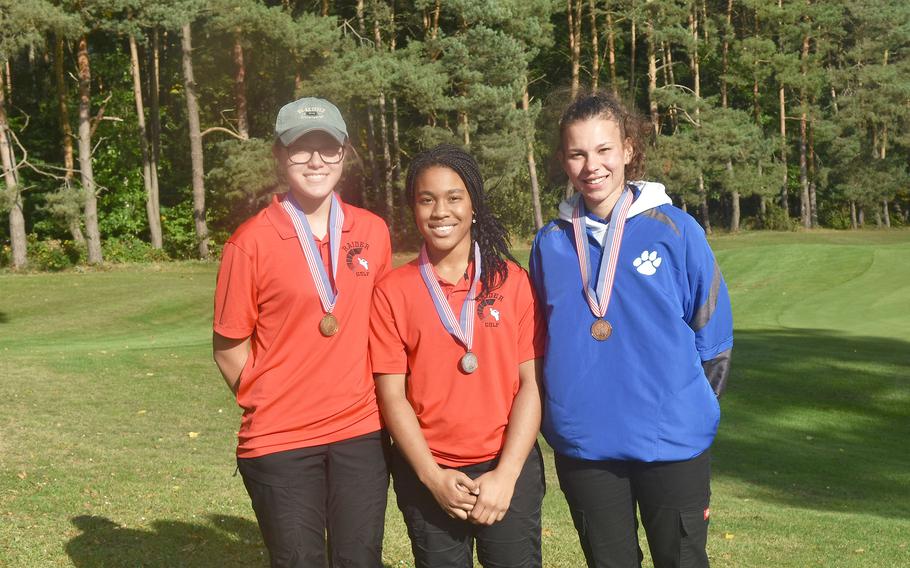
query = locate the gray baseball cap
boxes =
[275,97,348,146]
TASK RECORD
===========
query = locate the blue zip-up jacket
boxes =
[529,182,733,462]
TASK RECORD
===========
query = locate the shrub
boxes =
[27,236,85,271]
[102,236,170,263]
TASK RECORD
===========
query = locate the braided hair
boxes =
[405,144,517,296]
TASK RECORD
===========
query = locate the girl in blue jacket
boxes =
[529,91,733,568]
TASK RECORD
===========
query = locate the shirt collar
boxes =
[265,192,355,240]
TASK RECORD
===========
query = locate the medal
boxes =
[418,242,482,374]
[590,318,612,341]
[570,186,634,341]
[460,351,479,373]
[319,313,339,337]
[282,193,344,336]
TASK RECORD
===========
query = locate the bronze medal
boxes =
[590,318,612,341]
[460,351,479,374]
[319,313,339,337]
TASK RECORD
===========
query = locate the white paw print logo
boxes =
[633,250,662,276]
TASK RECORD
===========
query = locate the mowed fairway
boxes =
[1,230,908,567]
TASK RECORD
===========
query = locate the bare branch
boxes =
[201,126,247,141]
[8,129,72,182]
[89,92,114,138]
[668,105,700,127]
[340,19,374,47]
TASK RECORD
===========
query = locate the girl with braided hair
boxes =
[370,144,546,567]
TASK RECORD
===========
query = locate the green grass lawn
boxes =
[2,229,908,567]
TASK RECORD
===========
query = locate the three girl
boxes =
[214,91,732,568]
[530,92,733,568]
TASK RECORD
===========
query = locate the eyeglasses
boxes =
[286,144,345,165]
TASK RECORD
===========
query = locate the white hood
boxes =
[557,181,671,246]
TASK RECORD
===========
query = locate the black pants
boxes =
[237,430,389,568]
[391,444,546,568]
[555,449,712,568]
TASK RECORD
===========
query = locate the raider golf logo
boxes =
[476,293,504,327]
[343,241,371,276]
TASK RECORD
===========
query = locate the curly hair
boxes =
[405,144,516,296]
[558,90,651,180]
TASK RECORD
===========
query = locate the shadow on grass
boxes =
[66,514,267,567]
[65,514,402,567]
[714,328,910,519]
[0,311,7,323]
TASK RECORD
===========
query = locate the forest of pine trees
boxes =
[1,0,908,269]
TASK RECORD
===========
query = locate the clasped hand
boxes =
[426,467,515,525]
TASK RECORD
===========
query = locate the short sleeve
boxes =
[374,222,393,281]
[213,242,258,339]
[684,226,733,361]
[369,284,408,375]
[514,268,545,363]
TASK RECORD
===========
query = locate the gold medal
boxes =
[319,313,339,337]
[590,318,612,341]
[460,351,479,374]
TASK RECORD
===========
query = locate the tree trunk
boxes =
[857,205,864,227]
[646,14,659,136]
[689,8,709,234]
[232,29,249,140]
[808,111,818,228]
[54,35,84,245]
[850,200,857,229]
[629,17,637,98]
[798,34,810,229]
[357,0,381,207]
[77,35,103,264]
[181,23,210,259]
[149,29,162,227]
[372,16,394,234]
[722,1,736,231]
[722,0,732,109]
[568,0,581,96]
[779,85,788,213]
[390,8,402,204]
[729,165,739,232]
[698,173,711,234]
[606,12,617,95]
[0,66,27,269]
[129,34,163,249]
[883,200,891,228]
[523,85,544,230]
[894,201,905,224]
[589,0,599,91]
[3,60,11,105]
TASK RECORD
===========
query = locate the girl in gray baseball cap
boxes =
[213,97,392,567]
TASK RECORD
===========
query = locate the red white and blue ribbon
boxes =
[281,192,344,314]
[418,242,482,352]
[571,187,634,319]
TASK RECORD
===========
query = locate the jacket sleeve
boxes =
[683,222,734,396]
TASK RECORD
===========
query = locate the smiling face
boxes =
[412,166,474,260]
[559,115,633,218]
[274,130,345,205]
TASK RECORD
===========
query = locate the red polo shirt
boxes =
[369,259,544,467]
[214,193,391,458]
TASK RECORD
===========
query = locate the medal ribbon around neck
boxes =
[418,241,482,354]
[571,186,634,320]
[281,192,344,315]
